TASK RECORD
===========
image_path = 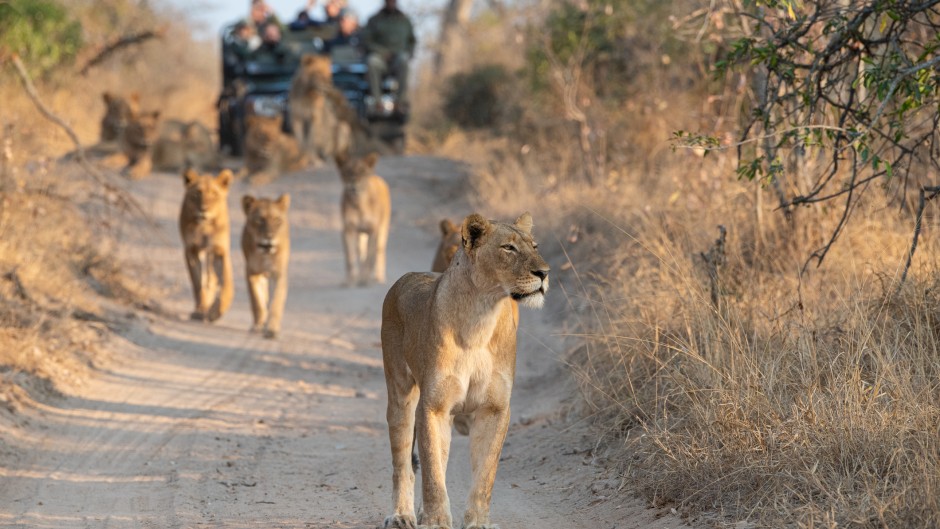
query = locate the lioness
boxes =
[242,114,308,183]
[289,54,348,162]
[336,151,390,286]
[120,109,162,179]
[100,91,139,144]
[179,168,235,322]
[241,194,291,339]
[430,218,461,273]
[381,212,550,529]
[153,120,220,172]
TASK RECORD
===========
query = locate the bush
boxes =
[442,64,514,130]
[0,0,83,77]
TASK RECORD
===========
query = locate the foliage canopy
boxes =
[0,0,83,77]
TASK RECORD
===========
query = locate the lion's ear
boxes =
[440,218,458,235]
[364,152,379,169]
[183,168,199,186]
[461,213,491,250]
[216,169,234,189]
[242,195,255,215]
[276,193,291,211]
[514,212,533,234]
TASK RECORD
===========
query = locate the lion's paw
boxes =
[383,514,417,529]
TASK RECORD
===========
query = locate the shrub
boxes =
[442,64,514,130]
[0,0,83,77]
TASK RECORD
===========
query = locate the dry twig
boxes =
[79,27,167,76]
[5,53,153,223]
[700,224,727,308]
[897,185,940,293]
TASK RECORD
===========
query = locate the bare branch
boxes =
[6,53,153,223]
[79,27,167,76]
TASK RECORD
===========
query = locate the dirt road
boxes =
[0,157,689,528]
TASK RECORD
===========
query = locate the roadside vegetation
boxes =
[0,0,214,408]
[415,0,940,526]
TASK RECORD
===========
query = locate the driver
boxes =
[362,0,416,114]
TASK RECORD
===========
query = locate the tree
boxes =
[676,0,940,268]
[0,0,83,78]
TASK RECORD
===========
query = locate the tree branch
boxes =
[79,27,167,76]
[7,53,153,224]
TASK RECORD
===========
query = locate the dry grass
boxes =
[423,25,940,526]
[0,0,214,410]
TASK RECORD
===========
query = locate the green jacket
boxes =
[363,8,416,58]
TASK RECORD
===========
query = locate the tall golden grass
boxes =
[416,4,940,525]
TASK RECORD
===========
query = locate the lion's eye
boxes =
[501,244,518,253]
[532,243,539,249]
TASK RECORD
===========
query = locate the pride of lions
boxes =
[88,51,551,529]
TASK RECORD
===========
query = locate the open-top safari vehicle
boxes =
[217,22,407,156]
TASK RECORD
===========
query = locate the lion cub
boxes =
[431,218,461,273]
[381,213,550,529]
[242,114,308,184]
[179,168,235,322]
[100,91,139,144]
[336,152,390,286]
[289,53,351,164]
[121,109,162,179]
[241,194,291,339]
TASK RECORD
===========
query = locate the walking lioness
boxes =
[336,151,390,286]
[380,212,550,529]
[241,194,291,339]
[179,168,234,322]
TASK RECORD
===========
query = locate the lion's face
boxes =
[245,115,283,160]
[335,151,379,194]
[242,194,290,254]
[461,213,550,308]
[183,169,233,221]
[101,92,139,142]
[298,53,332,82]
[124,110,161,150]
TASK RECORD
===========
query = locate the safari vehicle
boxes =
[217,23,407,156]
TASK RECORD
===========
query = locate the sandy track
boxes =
[0,156,690,528]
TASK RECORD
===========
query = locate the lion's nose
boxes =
[532,268,549,280]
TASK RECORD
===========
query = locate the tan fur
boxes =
[242,114,308,184]
[289,54,348,162]
[431,218,462,273]
[100,91,139,143]
[241,194,291,339]
[429,217,518,438]
[120,109,161,179]
[179,168,235,322]
[153,120,221,172]
[381,212,550,529]
[336,152,390,286]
